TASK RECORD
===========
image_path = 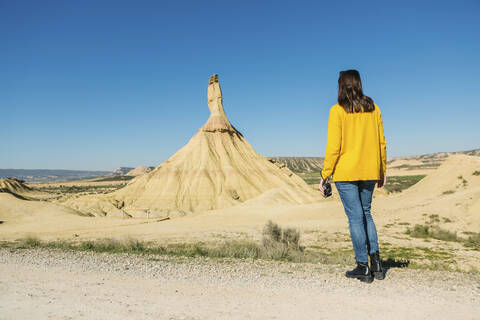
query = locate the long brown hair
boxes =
[337,70,374,113]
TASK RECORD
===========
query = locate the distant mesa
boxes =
[112,167,135,176]
[64,74,319,217]
[270,157,324,173]
[0,169,111,183]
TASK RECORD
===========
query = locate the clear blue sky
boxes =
[1,0,479,170]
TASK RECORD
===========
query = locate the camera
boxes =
[323,181,332,198]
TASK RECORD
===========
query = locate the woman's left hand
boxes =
[377,173,386,188]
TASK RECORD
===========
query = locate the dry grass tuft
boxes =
[18,235,42,248]
[262,220,302,253]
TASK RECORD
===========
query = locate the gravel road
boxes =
[1,248,479,319]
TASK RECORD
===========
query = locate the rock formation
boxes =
[0,178,34,200]
[63,74,319,216]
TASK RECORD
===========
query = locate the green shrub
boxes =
[406,224,430,238]
[406,224,458,242]
[464,233,480,250]
[19,235,42,248]
[428,214,440,224]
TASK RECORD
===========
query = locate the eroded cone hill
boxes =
[62,74,319,217]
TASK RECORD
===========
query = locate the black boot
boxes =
[369,251,385,280]
[345,261,373,283]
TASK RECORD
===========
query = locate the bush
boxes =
[282,227,301,251]
[263,220,282,243]
[406,224,458,242]
[262,220,302,252]
[19,235,42,248]
[428,214,440,224]
[464,233,480,250]
[406,224,430,238]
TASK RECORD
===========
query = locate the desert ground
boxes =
[1,76,479,318]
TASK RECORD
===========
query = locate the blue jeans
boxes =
[335,180,379,263]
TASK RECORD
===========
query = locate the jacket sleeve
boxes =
[377,106,387,174]
[321,105,342,179]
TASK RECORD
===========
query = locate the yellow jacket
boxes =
[321,103,386,181]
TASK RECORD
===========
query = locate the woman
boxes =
[319,70,387,283]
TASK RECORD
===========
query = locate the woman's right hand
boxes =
[377,173,386,188]
[319,177,328,196]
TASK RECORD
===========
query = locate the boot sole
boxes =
[373,271,385,280]
[345,273,374,283]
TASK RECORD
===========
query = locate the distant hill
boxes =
[387,148,480,170]
[272,148,479,174]
[270,157,323,173]
[1,149,477,183]
[0,169,111,183]
[112,167,135,175]
[454,148,480,157]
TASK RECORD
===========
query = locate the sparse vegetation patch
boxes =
[457,175,468,187]
[4,232,477,273]
[35,184,127,195]
[9,222,308,262]
[94,175,135,182]
[384,175,425,194]
[297,172,322,185]
[405,215,480,251]
[406,214,458,242]
[406,224,458,242]
[464,232,480,250]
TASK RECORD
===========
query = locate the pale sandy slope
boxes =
[125,166,153,176]
[0,193,88,222]
[375,154,480,231]
[1,248,479,320]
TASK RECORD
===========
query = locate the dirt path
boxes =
[1,248,479,320]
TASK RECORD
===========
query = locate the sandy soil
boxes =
[1,248,479,320]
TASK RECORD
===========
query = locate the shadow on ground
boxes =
[383,258,410,276]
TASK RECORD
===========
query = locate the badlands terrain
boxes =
[1,75,479,319]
